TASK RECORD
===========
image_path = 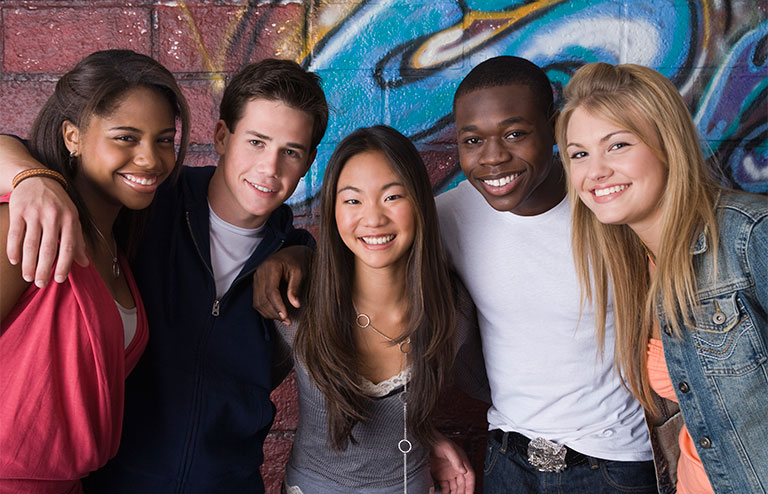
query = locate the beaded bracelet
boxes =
[11,168,67,190]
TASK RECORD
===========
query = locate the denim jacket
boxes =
[652,190,768,494]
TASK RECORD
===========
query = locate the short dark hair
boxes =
[219,59,328,152]
[454,56,555,118]
[29,49,190,255]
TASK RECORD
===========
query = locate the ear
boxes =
[302,149,317,177]
[213,120,230,156]
[61,120,80,155]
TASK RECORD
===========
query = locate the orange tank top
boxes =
[647,338,714,494]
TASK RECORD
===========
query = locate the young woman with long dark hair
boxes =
[0,50,189,493]
[277,125,482,494]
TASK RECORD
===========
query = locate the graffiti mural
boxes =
[3,0,767,200]
[295,0,767,201]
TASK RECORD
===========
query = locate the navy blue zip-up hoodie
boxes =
[85,166,313,493]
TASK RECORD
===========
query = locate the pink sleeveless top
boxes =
[0,193,148,493]
[647,338,713,494]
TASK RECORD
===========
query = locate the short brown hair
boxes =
[219,59,328,152]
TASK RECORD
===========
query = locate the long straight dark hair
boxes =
[294,125,456,450]
[29,49,190,256]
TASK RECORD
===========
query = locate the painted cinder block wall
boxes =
[1,0,766,491]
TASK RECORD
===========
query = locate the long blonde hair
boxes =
[555,63,720,411]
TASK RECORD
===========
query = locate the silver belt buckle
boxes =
[527,437,567,473]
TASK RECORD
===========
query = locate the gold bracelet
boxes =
[11,168,67,190]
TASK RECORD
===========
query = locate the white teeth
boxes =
[250,182,275,193]
[123,174,157,186]
[482,173,520,187]
[594,185,628,197]
[361,235,395,245]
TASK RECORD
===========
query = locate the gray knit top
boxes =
[274,278,489,493]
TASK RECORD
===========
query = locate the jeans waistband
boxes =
[490,429,591,469]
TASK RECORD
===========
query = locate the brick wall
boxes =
[2,1,766,491]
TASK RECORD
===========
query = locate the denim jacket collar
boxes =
[690,229,707,255]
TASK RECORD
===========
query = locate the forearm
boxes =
[0,135,44,194]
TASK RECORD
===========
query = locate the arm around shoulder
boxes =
[0,136,87,285]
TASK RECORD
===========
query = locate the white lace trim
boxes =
[284,484,303,494]
[359,368,412,397]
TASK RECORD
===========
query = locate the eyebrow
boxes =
[337,181,404,194]
[109,126,176,134]
[245,130,308,151]
[459,116,529,133]
[566,130,633,149]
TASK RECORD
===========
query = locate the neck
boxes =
[630,209,665,259]
[352,262,408,312]
[89,209,119,242]
[73,175,121,239]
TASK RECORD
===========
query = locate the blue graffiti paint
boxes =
[292,0,766,204]
[695,21,768,192]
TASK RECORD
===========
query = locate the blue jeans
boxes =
[483,432,658,494]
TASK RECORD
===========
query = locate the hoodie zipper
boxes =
[176,211,284,491]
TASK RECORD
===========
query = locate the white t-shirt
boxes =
[209,204,266,298]
[436,181,651,461]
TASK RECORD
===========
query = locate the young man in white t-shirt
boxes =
[436,56,656,493]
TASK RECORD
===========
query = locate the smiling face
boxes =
[209,98,316,229]
[334,151,417,274]
[454,84,564,215]
[565,106,668,238]
[67,86,177,215]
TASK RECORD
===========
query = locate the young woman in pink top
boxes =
[0,50,189,493]
[556,63,768,493]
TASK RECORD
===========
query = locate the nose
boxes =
[585,155,612,182]
[134,142,162,169]
[361,202,387,227]
[259,149,280,178]
[480,137,511,167]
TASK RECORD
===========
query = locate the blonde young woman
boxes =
[556,62,767,494]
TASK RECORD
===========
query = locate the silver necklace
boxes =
[354,307,411,494]
[90,220,120,278]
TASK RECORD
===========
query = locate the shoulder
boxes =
[275,305,304,346]
[717,190,768,223]
[715,190,768,251]
[436,181,490,229]
[436,181,476,210]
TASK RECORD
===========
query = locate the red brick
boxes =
[261,433,293,494]
[179,79,222,146]
[421,147,460,189]
[154,4,305,74]
[270,370,299,430]
[3,7,152,73]
[182,147,218,168]
[0,80,56,137]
